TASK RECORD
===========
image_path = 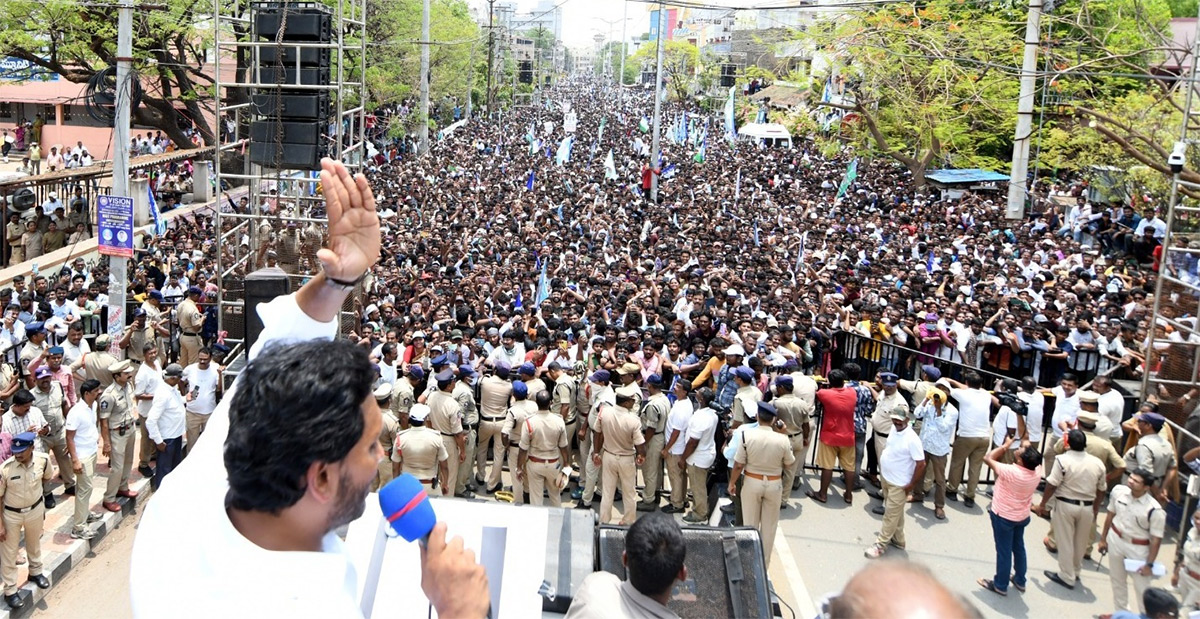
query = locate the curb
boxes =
[0,473,152,618]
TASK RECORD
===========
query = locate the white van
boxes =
[736,123,793,148]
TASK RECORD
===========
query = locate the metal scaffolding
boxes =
[210,0,367,353]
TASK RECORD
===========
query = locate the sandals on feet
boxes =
[805,490,828,504]
[977,578,1007,596]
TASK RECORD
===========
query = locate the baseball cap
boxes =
[756,402,777,418]
[407,366,425,381]
[733,366,754,382]
[775,375,793,390]
[646,374,663,386]
[11,432,35,454]
[164,363,184,377]
[921,365,941,380]
[518,362,536,376]
[34,367,53,379]
[512,381,528,397]
[373,383,393,401]
[450,329,463,340]
[408,403,431,423]
[723,344,746,356]
[458,365,476,378]
[589,369,611,383]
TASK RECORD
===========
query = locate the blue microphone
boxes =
[378,473,437,544]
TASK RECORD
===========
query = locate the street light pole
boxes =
[649,1,665,202]
[418,0,431,154]
[618,1,628,86]
[106,0,135,345]
[1005,0,1043,219]
[485,0,495,116]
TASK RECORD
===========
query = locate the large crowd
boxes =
[0,77,1195,616]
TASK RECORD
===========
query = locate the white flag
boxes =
[604,150,617,180]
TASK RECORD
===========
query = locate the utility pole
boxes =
[618,1,628,86]
[649,0,665,202]
[1005,0,1043,220]
[419,0,431,154]
[106,0,134,346]
[485,0,496,116]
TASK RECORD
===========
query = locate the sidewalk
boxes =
[0,454,152,618]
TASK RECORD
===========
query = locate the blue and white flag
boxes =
[535,257,551,306]
[753,218,760,247]
[724,86,737,143]
[555,136,573,166]
[661,163,677,180]
[526,170,535,191]
[148,182,166,236]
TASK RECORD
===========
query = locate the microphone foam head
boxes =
[378,473,436,542]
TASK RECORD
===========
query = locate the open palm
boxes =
[317,158,380,281]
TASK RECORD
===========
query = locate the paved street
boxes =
[779,474,1173,619]
[31,505,140,618]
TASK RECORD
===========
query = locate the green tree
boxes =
[630,40,699,102]
[0,0,227,147]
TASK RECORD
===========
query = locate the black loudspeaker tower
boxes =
[249,2,332,170]
[720,64,737,88]
[243,267,291,354]
[596,525,772,619]
[519,60,533,84]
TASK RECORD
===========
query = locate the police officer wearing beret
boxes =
[99,359,138,512]
[0,432,52,608]
[392,404,450,494]
[728,402,795,568]
[426,369,465,497]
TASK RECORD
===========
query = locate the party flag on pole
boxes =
[604,150,617,180]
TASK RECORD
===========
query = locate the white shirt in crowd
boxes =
[146,380,187,444]
[665,398,694,456]
[64,399,99,458]
[183,363,220,416]
[135,360,163,417]
[1049,386,1080,438]
[686,406,719,468]
[950,387,992,439]
[880,425,925,487]
[1017,390,1045,443]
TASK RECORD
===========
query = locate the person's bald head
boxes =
[830,561,981,619]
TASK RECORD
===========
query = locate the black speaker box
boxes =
[249,140,325,170]
[597,525,772,619]
[250,120,321,145]
[253,9,332,42]
[260,45,331,67]
[243,268,291,353]
[251,92,330,120]
[256,65,330,87]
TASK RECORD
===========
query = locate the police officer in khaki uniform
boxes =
[1123,412,1177,501]
[0,432,52,609]
[392,404,450,494]
[1035,429,1108,590]
[176,287,206,368]
[477,362,513,493]
[594,389,646,525]
[772,375,812,506]
[729,367,761,427]
[614,363,642,411]
[1045,410,1126,554]
[502,382,537,501]
[728,402,795,568]
[453,365,479,496]
[870,372,910,469]
[373,384,400,491]
[518,362,547,403]
[392,366,422,425]
[638,375,670,511]
[30,367,73,503]
[99,360,138,512]
[74,334,118,388]
[547,361,577,468]
[119,308,154,369]
[426,370,465,497]
[518,390,570,507]
[576,370,615,510]
[1099,468,1167,614]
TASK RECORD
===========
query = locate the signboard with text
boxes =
[0,57,59,82]
[97,195,134,258]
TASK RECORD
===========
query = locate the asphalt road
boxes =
[31,506,140,618]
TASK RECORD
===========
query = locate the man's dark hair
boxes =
[535,389,551,410]
[625,512,686,597]
[842,363,861,381]
[828,369,846,388]
[1060,372,1078,386]
[1128,467,1156,488]
[964,371,982,388]
[224,339,373,513]
[12,390,33,405]
[1018,446,1042,471]
[1143,587,1179,618]
[79,379,101,396]
[1066,429,1087,452]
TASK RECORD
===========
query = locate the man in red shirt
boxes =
[640,162,660,203]
[810,369,858,505]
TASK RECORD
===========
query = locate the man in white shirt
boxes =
[1092,376,1125,450]
[1047,373,1081,474]
[146,364,187,490]
[182,348,221,452]
[129,159,487,619]
[945,372,998,509]
[660,382,694,515]
[680,388,719,524]
[65,379,103,539]
[865,411,926,559]
[133,343,162,478]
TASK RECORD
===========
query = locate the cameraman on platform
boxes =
[130,160,489,618]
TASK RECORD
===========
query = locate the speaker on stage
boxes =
[596,525,772,619]
[243,267,291,354]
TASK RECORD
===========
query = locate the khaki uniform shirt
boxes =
[519,410,568,459]
[452,382,477,426]
[1124,434,1177,483]
[642,393,670,436]
[0,453,52,509]
[871,391,910,434]
[30,383,65,435]
[392,426,448,480]
[426,391,463,436]
[392,379,416,418]
[554,375,576,423]
[502,400,538,440]
[82,351,118,388]
[1054,429,1126,475]
[735,424,796,476]
[1047,449,1107,501]
[1107,484,1167,542]
[177,299,204,334]
[479,376,512,421]
[125,324,153,363]
[731,385,762,425]
[788,372,818,414]
[597,405,644,456]
[18,341,45,380]
[523,378,548,401]
[773,393,810,436]
[379,412,400,458]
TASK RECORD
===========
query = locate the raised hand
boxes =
[317,158,380,281]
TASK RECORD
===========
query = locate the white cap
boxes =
[412,330,426,339]
[723,344,746,356]
[373,383,393,401]
[409,403,431,422]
